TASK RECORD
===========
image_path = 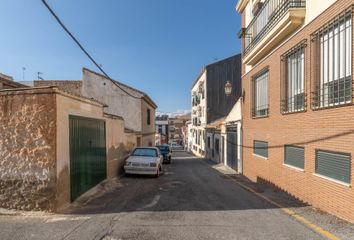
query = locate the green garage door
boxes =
[69,115,107,202]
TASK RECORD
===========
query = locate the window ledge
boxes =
[312,102,353,111]
[252,115,269,119]
[283,164,304,172]
[253,154,268,160]
[281,109,306,115]
[313,173,351,187]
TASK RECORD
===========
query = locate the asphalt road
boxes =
[1,151,328,240]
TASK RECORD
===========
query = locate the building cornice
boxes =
[236,0,249,13]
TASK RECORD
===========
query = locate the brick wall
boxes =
[242,0,354,222]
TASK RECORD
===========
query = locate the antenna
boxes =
[22,67,26,81]
[37,72,44,80]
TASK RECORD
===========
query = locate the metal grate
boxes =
[252,69,269,118]
[252,104,269,117]
[281,42,306,114]
[311,9,353,109]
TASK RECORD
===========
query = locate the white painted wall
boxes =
[191,71,207,125]
[191,70,207,157]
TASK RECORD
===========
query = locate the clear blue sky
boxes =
[0,0,241,113]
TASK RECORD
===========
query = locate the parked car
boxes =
[170,143,183,151]
[156,144,172,164]
[124,147,163,177]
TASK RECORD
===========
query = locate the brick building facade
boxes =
[237,0,354,222]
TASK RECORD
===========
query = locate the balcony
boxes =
[243,0,306,65]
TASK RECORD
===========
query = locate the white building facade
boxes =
[190,70,207,157]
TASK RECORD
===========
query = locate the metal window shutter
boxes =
[316,150,351,184]
[254,141,268,158]
[285,146,304,169]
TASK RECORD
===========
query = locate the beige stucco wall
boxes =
[0,86,138,212]
[0,88,57,211]
[141,99,156,146]
[82,69,142,132]
[55,91,105,210]
[105,115,137,178]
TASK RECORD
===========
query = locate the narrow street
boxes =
[0,151,351,240]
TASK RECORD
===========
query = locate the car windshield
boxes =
[157,146,170,152]
[132,148,158,157]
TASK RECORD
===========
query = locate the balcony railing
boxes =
[244,0,306,56]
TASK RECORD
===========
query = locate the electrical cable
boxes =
[41,0,141,99]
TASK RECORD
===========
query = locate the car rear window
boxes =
[132,148,157,157]
[158,146,170,152]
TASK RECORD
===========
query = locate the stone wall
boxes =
[34,80,83,96]
[0,88,57,211]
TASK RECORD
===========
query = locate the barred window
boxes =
[281,43,306,113]
[312,10,352,109]
[252,69,269,117]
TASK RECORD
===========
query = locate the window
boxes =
[281,43,306,113]
[207,137,211,149]
[147,109,151,125]
[311,10,352,108]
[315,150,351,184]
[215,138,220,154]
[252,69,269,117]
[253,140,268,158]
[132,148,157,157]
[284,145,304,169]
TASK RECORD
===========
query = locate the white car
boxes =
[170,143,183,151]
[124,147,163,177]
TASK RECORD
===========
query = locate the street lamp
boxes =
[225,81,232,96]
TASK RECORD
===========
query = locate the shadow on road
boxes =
[61,151,308,215]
